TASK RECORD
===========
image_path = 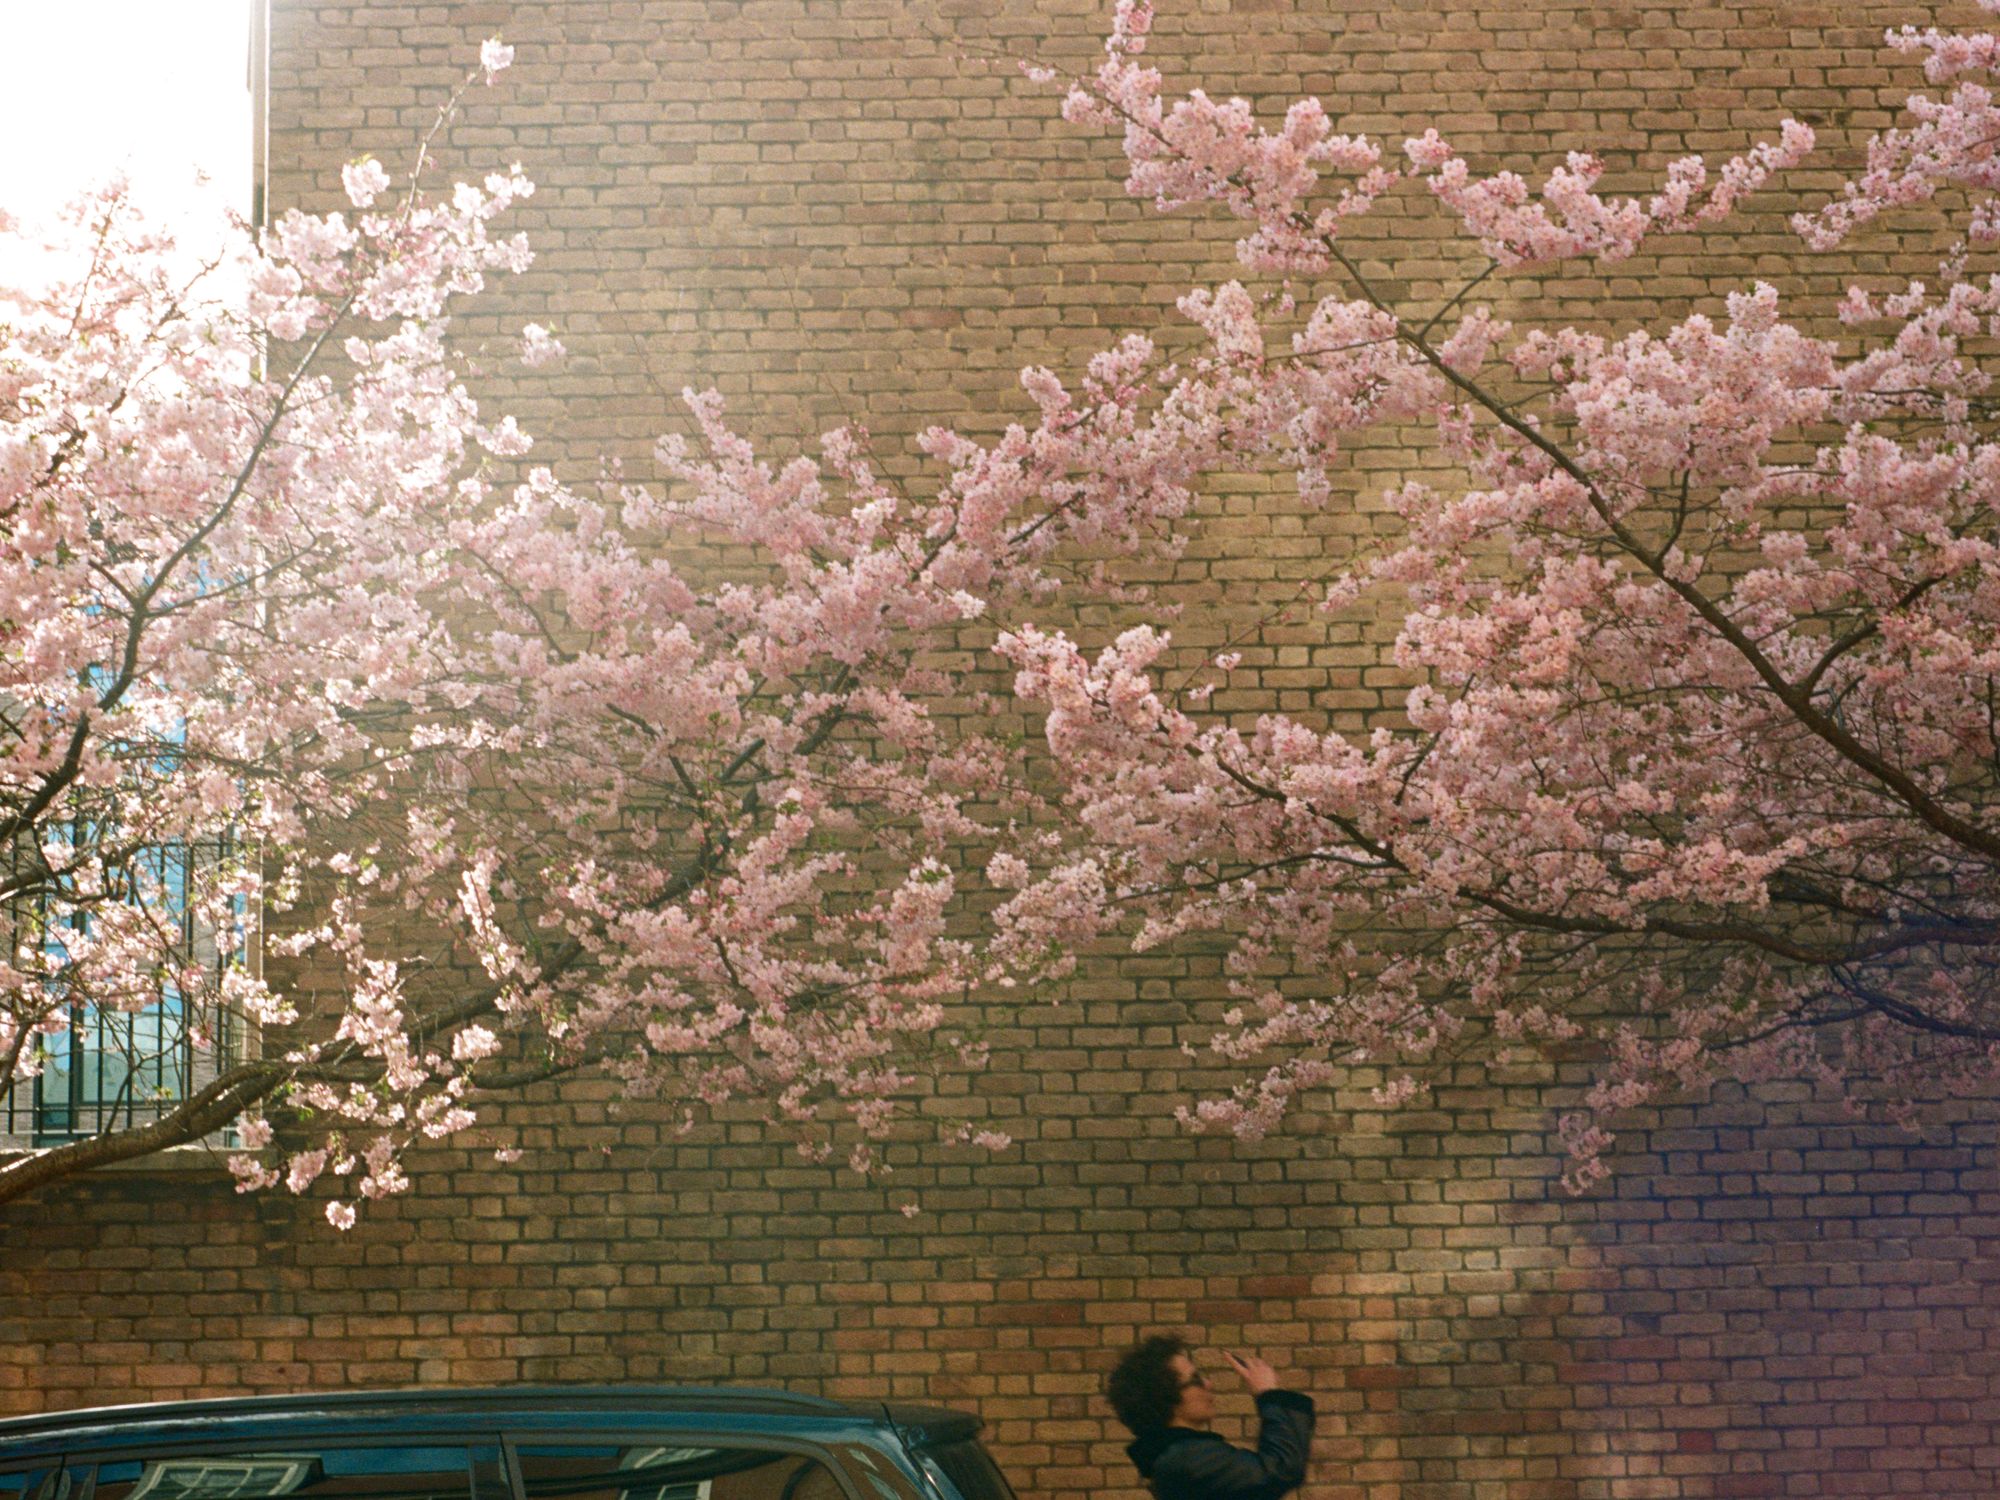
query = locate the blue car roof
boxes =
[0,1387,981,1464]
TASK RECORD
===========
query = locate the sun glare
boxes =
[0,0,253,229]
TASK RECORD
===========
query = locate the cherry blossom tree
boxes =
[11,1,2000,1221]
[995,0,2000,1187]
[0,43,1216,1223]
[0,48,553,1214]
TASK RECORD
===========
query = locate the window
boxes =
[114,1455,320,1500]
[0,1468,69,1500]
[513,1444,846,1500]
[911,1445,1014,1500]
[818,1447,920,1500]
[88,1444,499,1500]
[0,829,253,1148]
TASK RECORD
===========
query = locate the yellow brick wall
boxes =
[7,3,2000,1498]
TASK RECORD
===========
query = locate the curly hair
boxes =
[1106,1334,1193,1434]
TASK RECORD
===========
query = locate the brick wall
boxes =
[6,1,2000,1496]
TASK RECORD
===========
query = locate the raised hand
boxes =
[1224,1351,1279,1395]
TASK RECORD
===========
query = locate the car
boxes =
[0,1388,1017,1500]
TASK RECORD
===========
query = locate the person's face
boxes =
[1167,1351,1214,1427]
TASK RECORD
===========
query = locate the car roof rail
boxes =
[0,1386,863,1441]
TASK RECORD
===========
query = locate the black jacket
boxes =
[1125,1390,1317,1500]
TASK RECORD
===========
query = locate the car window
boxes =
[0,1467,67,1500]
[87,1444,494,1500]
[511,1444,843,1500]
[818,1445,922,1500]
[911,1444,1013,1500]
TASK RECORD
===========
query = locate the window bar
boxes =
[6,832,237,1141]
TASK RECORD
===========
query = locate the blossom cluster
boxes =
[998,0,2000,1187]
[0,32,1216,1221]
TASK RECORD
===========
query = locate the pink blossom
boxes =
[286,1150,328,1195]
[518,322,564,367]
[341,157,391,209]
[480,38,514,83]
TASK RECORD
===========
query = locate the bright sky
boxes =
[0,0,252,229]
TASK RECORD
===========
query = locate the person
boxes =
[1104,1335,1316,1500]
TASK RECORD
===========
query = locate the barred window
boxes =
[1,830,254,1149]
